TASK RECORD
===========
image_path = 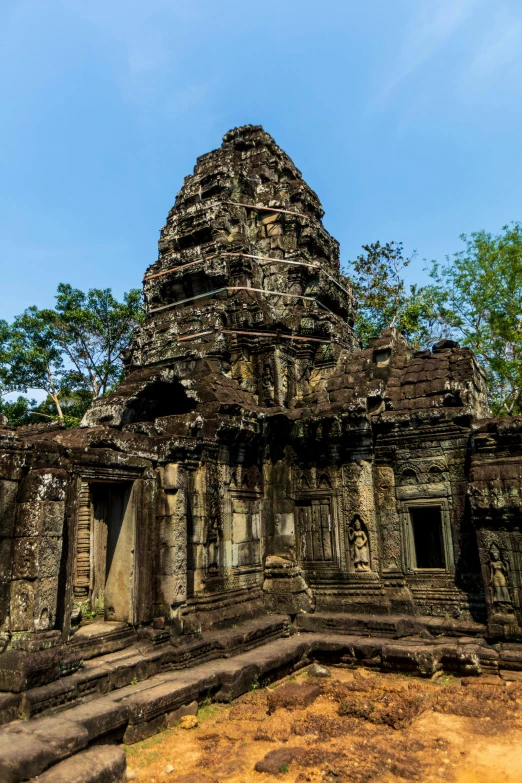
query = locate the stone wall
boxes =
[0,125,520,695]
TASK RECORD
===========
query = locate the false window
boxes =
[409,506,446,569]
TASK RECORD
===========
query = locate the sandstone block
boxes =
[161,463,180,490]
[18,470,67,503]
[14,502,43,537]
[166,699,198,727]
[0,479,18,537]
[32,745,126,783]
[12,537,39,579]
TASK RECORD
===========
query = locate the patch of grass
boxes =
[438,673,459,687]
[279,764,290,773]
[250,676,259,691]
[198,703,219,721]
[124,730,170,758]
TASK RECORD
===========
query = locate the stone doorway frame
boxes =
[71,479,137,624]
[399,497,455,575]
[61,467,156,641]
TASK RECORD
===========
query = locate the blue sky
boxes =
[1,0,522,323]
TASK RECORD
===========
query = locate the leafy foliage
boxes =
[2,306,66,418]
[0,285,143,425]
[0,395,38,427]
[344,241,443,348]
[427,223,522,416]
[52,284,144,399]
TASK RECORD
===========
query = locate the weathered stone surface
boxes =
[0,124,522,778]
[0,732,53,783]
[307,663,331,678]
[0,716,88,781]
[30,745,126,783]
[0,480,18,537]
[166,699,198,727]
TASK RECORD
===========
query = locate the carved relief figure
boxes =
[348,517,370,571]
[207,518,221,575]
[206,462,222,577]
[489,543,511,604]
[261,362,274,405]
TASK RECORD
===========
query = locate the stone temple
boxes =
[1,125,522,779]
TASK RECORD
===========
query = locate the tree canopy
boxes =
[427,223,522,417]
[346,223,522,417]
[0,284,143,427]
[343,241,443,349]
[2,224,522,424]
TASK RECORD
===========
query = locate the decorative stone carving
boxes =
[348,516,371,572]
[261,362,275,406]
[489,543,511,605]
[1,123,519,700]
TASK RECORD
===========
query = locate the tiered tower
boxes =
[85,125,357,426]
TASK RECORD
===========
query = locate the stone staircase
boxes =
[2,613,522,782]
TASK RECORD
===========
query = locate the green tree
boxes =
[344,241,442,348]
[1,285,143,425]
[52,284,143,399]
[428,223,522,416]
[0,395,39,427]
[3,307,66,419]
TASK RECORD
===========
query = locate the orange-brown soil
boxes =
[124,666,522,783]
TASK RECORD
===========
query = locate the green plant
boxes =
[279,764,290,773]
[0,283,143,424]
[198,703,218,721]
[250,676,259,691]
[427,223,522,415]
[343,241,439,349]
[130,676,138,686]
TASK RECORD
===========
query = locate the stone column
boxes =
[342,460,378,573]
[9,469,67,648]
[0,476,18,641]
[374,465,402,573]
[156,464,187,618]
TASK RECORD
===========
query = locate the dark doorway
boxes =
[90,483,134,622]
[410,506,446,569]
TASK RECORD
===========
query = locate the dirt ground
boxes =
[124,665,522,783]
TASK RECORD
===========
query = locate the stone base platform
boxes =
[295,611,488,639]
[2,619,522,782]
[0,614,289,725]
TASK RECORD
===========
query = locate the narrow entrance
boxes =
[409,506,446,569]
[90,483,135,622]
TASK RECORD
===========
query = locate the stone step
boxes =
[0,613,289,724]
[68,622,137,661]
[2,628,521,782]
[30,746,126,783]
[296,611,487,639]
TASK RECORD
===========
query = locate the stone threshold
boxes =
[68,621,138,661]
[1,628,522,782]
